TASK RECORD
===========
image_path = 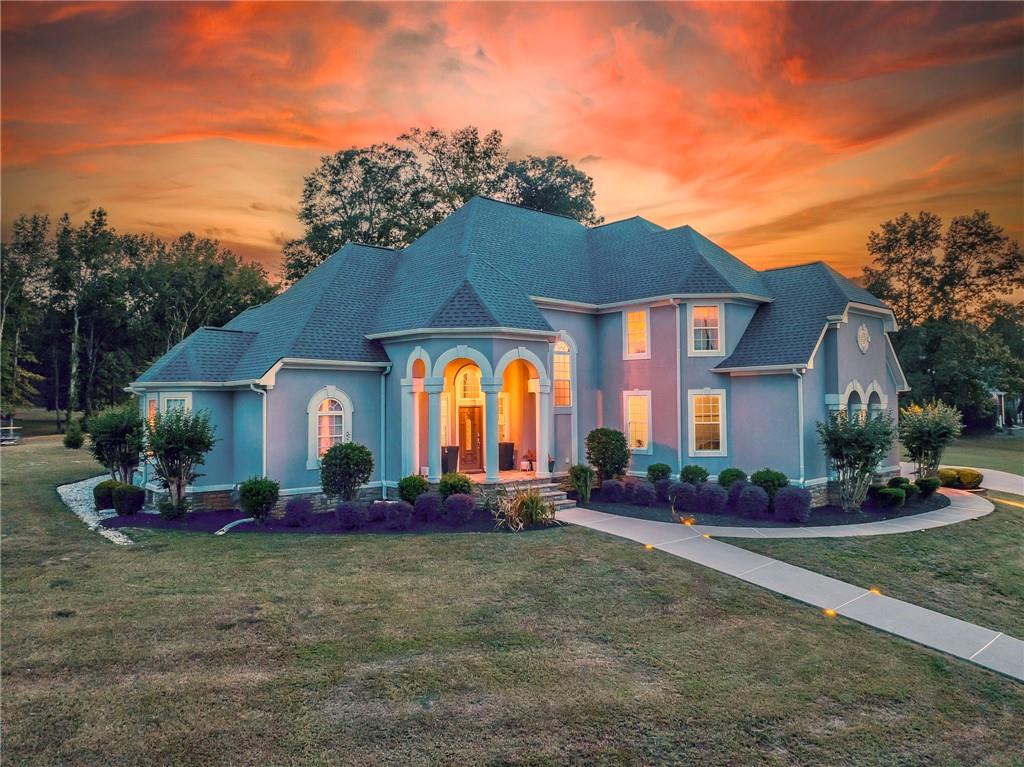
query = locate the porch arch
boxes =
[432,345,494,382]
[494,346,550,387]
[404,346,432,381]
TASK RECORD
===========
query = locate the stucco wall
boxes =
[232,389,263,481]
[729,374,800,479]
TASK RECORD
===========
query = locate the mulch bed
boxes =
[584,488,952,528]
[100,506,555,536]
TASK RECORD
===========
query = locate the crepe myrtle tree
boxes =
[817,410,896,513]
[88,402,144,483]
[899,400,963,479]
[146,407,215,513]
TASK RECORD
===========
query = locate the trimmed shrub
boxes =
[112,484,145,516]
[696,482,727,516]
[673,482,698,515]
[647,463,672,483]
[367,500,390,523]
[385,501,414,530]
[93,479,122,510]
[442,493,476,526]
[737,485,770,518]
[877,487,905,508]
[621,478,636,503]
[866,484,886,501]
[569,464,596,505]
[956,468,983,489]
[585,428,630,480]
[775,486,812,523]
[887,476,910,488]
[238,476,280,525]
[917,477,941,498]
[320,442,374,501]
[397,475,430,505]
[750,468,789,505]
[439,472,473,500]
[63,421,84,449]
[903,483,921,501]
[727,479,750,510]
[716,468,747,491]
[158,497,186,520]
[88,403,144,484]
[654,478,674,503]
[633,481,656,507]
[680,465,709,485]
[601,479,625,503]
[413,491,443,522]
[938,468,959,487]
[334,501,366,530]
[283,498,314,528]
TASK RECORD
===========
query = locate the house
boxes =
[129,196,909,509]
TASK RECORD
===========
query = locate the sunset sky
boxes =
[2,1,1022,278]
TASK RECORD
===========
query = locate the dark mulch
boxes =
[585,488,952,528]
[100,506,555,536]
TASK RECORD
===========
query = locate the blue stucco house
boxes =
[130,196,908,509]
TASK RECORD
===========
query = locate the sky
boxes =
[2,1,1022,279]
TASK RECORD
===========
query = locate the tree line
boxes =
[861,209,1023,429]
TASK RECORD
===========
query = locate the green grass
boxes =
[2,438,1023,765]
[733,495,1024,638]
[941,433,1024,475]
[4,406,83,438]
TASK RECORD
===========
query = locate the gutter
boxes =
[674,299,683,471]
[792,368,805,486]
[380,364,392,499]
[249,384,268,477]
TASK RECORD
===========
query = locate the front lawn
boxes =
[940,432,1024,475]
[733,494,1024,638]
[2,438,1022,765]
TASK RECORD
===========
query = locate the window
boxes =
[160,392,192,413]
[688,390,727,456]
[623,390,651,453]
[317,398,345,457]
[688,303,724,356]
[553,339,572,407]
[497,392,509,441]
[146,397,158,426]
[623,309,650,359]
[441,392,452,444]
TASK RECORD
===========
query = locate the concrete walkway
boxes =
[556,503,1024,681]
[899,462,1024,496]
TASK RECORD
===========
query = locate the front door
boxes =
[459,406,483,472]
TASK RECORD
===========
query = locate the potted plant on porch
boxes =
[522,449,536,472]
[547,454,555,473]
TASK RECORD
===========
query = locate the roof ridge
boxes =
[680,226,743,294]
[428,278,499,327]
[761,260,827,273]
[473,195,582,222]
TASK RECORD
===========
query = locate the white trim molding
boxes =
[306,385,355,470]
[493,345,550,386]
[621,389,653,455]
[687,388,728,458]
[686,301,726,357]
[160,392,193,412]
[621,307,651,360]
[432,344,496,382]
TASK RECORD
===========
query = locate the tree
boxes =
[88,403,145,483]
[505,155,603,225]
[146,408,216,515]
[938,211,1023,322]
[816,410,896,513]
[899,401,963,479]
[862,212,941,328]
[320,441,374,501]
[585,428,630,480]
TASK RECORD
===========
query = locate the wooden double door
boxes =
[458,405,483,472]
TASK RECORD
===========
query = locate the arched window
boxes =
[553,339,572,407]
[317,398,345,457]
[867,391,883,420]
[846,391,864,422]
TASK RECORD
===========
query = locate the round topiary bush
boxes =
[956,468,983,489]
[750,468,788,506]
[737,485,770,518]
[673,482,697,515]
[877,487,905,508]
[413,491,442,522]
[887,476,910,488]
[283,497,314,528]
[443,493,476,526]
[397,475,430,504]
[633,481,656,507]
[63,422,84,449]
[585,428,630,480]
[696,482,727,515]
[321,442,374,501]
[716,468,747,491]
[93,479,123,510]
[621,479,636,503]
[111,484,145,516]
[238,476,280,525]
[679,465,709,485]
[439,472,473,500]
[917,477,941,498]
[902,483,921,501]
[654,478,674,503]
[601,479,624,503]
[727,479,750,510]
[367,500,390,523]
[385,501,414,530]
[334,501,366,530]
[646,463,672,483]
[938,468,959,487]
[774,486,812,523]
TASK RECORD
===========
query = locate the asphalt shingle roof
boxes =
[134,197,892,383]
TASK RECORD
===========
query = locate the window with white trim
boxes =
[316,398,346,457]
[623,390,651,452]
[146,397,158,426]
[623,309,650,359]
[692,306,720,352]
[553,339,572,407]
[688,389,727,456]
[160,392,192,413]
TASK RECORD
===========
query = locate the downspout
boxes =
[792,369,805,486]
[248,384,267,477]
[674,300,683,471]
[380,365,392,499]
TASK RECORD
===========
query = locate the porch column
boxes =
[400,379,415,477]
[425,380,443,482]
[535,381,552,478]
[482,381,502,483]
